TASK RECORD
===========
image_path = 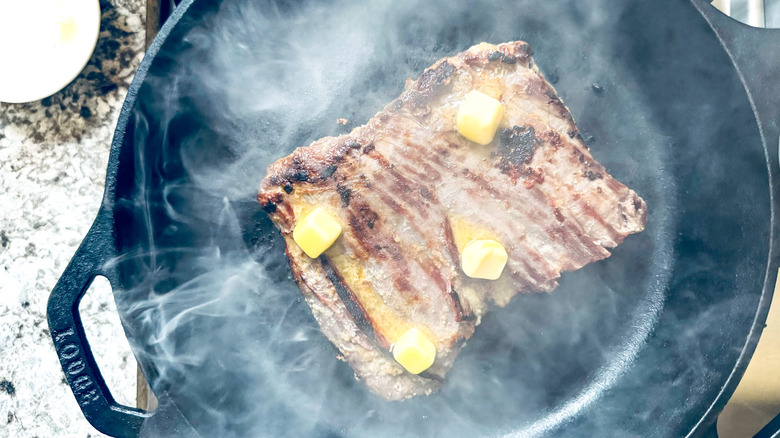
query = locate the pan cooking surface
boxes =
[111,0,768,436]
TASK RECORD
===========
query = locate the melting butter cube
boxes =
[292,207,343,258]
[461,239,508,280]
[392,328,436,374]
[456,90,504,145]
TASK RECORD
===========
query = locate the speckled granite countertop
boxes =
[0,1,145,436]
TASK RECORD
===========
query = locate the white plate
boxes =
[0,0,102,104]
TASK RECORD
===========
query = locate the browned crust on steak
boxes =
[258,41,646,400]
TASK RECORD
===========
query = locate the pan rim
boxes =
[685,0,778,435]
[102,0,777,436]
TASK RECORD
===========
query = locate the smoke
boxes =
[104,0,768,436]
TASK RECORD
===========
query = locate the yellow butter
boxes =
[292,207,342,258]
[456,90,504,145]
[328,252,411,343]
[392,328,436,375]
[461,239,508,280]
[448,214,500,253]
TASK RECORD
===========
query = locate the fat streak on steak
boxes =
[257,41,646,400]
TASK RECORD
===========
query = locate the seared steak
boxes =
[257,41,646,400]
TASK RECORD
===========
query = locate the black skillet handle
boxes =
[47,211,149,438]
[692,2,780,438]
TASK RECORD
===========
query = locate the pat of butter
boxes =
[461,239,508,280]
[59,17,78,43]
[392,328,436,375]
[456,90,504,145]
[292,207,342,258]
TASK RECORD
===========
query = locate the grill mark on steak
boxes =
[512,257,549,288]
[442,217,461,266]
[346,198,398,257]
[517,187,604,267]
[344,197,434,311]
[344,203,464,346]
[396,161,442,184]
[574,195,622,243]
[368,112,613,285]
[460,166,588,263]
[257,41,646,400]
[355,164,469,323]
[320,256,444,385]
[419,123,620,276]
[361,140,532,314]
[418,155,570,284]
[383,164,432,218]
[320,256,376,341]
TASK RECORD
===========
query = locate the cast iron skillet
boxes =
[47,0,780,436]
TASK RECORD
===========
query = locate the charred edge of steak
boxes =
[403,61,456,108]
[463,41,532,67]
[520,71,576,129]
[417,371,445,382]
[583,169,603,181]
[402,42,532,110]
[267,140,372,188]
[415,61,456,93]
[449,287,475,322]
[570,147,608,182]
[259,192,283,214]
[320,257,376,340]
[264,42,540,191]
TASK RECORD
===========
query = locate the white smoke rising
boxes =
[105,0,768,436]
